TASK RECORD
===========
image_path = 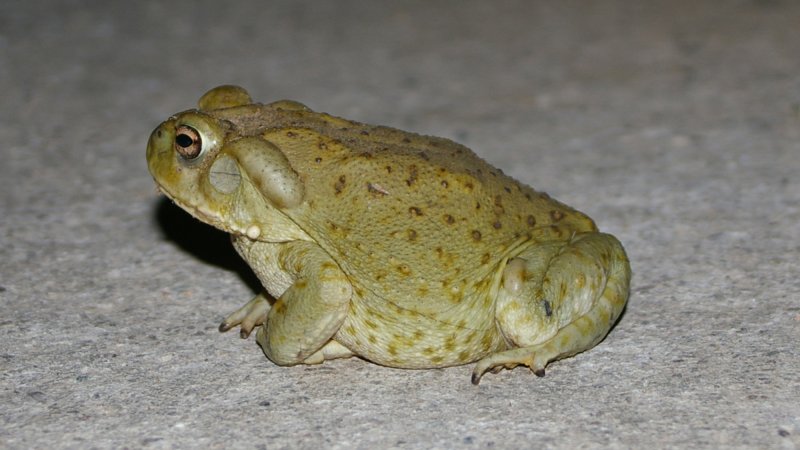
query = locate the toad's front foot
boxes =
[218,292,271,339]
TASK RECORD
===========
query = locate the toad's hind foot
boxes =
[471,343,554,385]
[219,292,271,339]
[473,232,630,385]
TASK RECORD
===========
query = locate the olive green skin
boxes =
[147,85,630,383]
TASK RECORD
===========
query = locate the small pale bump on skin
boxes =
[367,182,390,196]
[146,85,631,384]
[246,225,261,240]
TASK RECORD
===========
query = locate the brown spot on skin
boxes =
[295,279,308,289]
[413,330,425,341]
[430,355,444,364]
[365,320,378,330]
[406,165,418,186]
[334,175,346,194]
[417,285,429,297]
[492,221,502,229]
[368,334,377,344]
[344,325,356,336]
[481,253,491,265]
[481,333,494,350]
[575,274,586,289]
[273,300,287,315]
[435,247,444,258]
[444,336,456,352]
[465,331,478,344]
[443,214,455,225]
[407,229,417,242]
[448,283,464,303]
[494,195,505,215]
[550,210,565,221]
[526,215,537,227]
[422,347,435,355]
[472,230,482,241]
[458,350,471,362]
[409,206,423,216]
[397,264,412,276]
[387,345,398,356]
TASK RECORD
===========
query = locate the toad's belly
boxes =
[333,291,507,368]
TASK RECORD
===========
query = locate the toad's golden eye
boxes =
[174,125,202,160]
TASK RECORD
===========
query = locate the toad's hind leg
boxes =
[472,233,630,384]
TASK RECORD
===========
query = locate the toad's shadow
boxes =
[154,197,262,294]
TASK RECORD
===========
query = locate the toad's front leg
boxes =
[224,239,354,365]
[260,240,354,365]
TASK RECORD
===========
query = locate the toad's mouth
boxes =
[154,183,239,235]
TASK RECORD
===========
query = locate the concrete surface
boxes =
[2,1,799,448]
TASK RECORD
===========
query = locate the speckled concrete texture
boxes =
[2,1,799,448]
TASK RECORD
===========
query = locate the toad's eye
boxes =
[174,125,202,160]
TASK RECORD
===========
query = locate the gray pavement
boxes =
[1,1,798,448]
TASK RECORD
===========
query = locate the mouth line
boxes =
[154,183,228,231]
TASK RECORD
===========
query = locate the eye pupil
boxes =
[175,133,193,148]
[174,125,203,159]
